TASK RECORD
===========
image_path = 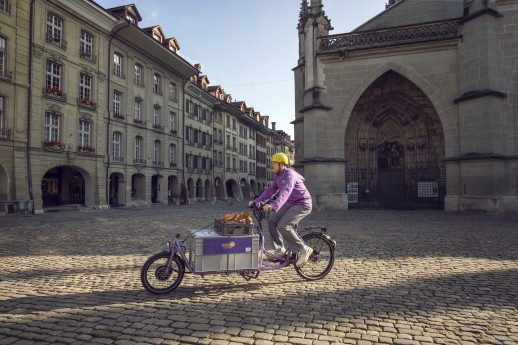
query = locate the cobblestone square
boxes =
[1,202,517,344]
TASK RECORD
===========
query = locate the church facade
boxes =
[294,0,518,212]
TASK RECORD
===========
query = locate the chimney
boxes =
[272,122,276,131]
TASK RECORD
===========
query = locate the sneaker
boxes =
[296,246,313,267]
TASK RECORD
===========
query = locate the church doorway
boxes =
[345,71,446,210]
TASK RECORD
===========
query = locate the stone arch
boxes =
[131,173,146,200]
[240,178,249,200]
[345,71,446,209]
[204,179,211,200]
[0,163,8,201]
[214,177,224,200]
[338,61,451,136]
[40,165,94,208]
[195,178,203,200]
[109,172,125,206]
[187,178,195,199]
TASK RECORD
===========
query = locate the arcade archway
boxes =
[41,166,92,207]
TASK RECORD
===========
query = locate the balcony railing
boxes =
[0,128,11,139]
[170,162,177,168]
[134,158,146,165]
[320,20,460,52]
[46,32,67,49]
[77,98,97,111]
[112,156,124,163]
[113,113,125,120]
[170,129,177,135]
[77,145,95,154]
[152,160,164,166]
[152,124,164,131]
[42,87,67,102]
[134,79,145,87]
[112,69,126,79]
[42,141,64,151]
[133,118,147,127]
[0,69,12,81]
[80,50,96,63]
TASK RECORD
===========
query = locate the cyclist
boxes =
[249,152,313,267]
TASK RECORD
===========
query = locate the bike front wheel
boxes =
[294,233,335,280]
[141,252,185,294]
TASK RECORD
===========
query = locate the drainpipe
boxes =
[26,0,36,213]
[181,77,191,189]
[106,22,130,206]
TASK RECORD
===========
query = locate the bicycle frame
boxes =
[163,205,297,276]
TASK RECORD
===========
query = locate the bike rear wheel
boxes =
[141,252,185,294]
[294,233,335,280]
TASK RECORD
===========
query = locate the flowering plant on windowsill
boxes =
[78,145,95,152]
[45,87,64,96]
[43,140,63,150]
[134,118,145,125]
[153,124,163,130]
[48,140,62,146]
[80,98,96,106]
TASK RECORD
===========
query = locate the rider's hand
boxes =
[248,201,254,208]
[263,204,273,212]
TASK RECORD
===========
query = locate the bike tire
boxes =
[141,252,185,294]
[294,233,335,280]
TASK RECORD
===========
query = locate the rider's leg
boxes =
[276,204,312,253]
[267,207,287,250]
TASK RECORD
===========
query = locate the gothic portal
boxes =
[345,72,445,209]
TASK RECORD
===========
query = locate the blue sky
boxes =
[95,1,388,137]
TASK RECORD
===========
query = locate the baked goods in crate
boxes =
[215,211,255,235]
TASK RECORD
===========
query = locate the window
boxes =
[135,136,142,161]
[113,53,122,77]
[46,12,63,43]
[186,99,193,117]
[112,132,122,159]
[169,112,176,132]
[0,37,5,77]
[134,98,142,122]
[80,31,93,59]
[0,95,5,133]
[153,73,161,94]
[113,91,122,115]
[154,140,161,163]
[169,144,176,165]
[0,0,10,14]
[169,82,177,102]
[134,63,143,86]
[45,60,61,89]
[44,113,60,142]
[153,106,161,127]
[78,120,91,147]
[79,73,92,101]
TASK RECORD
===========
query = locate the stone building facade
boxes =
[0,0,293,215]
[294,0,518,212]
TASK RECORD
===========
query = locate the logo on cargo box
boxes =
[221,241,235,249]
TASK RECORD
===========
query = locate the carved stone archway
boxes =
[345,71,446,209]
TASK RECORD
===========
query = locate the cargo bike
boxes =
[140,203,337,294]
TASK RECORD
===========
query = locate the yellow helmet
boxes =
[271,152,289,165]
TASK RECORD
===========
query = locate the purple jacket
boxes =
[254,168,312,212]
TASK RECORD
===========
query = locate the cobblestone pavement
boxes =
[1,201,517,345]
